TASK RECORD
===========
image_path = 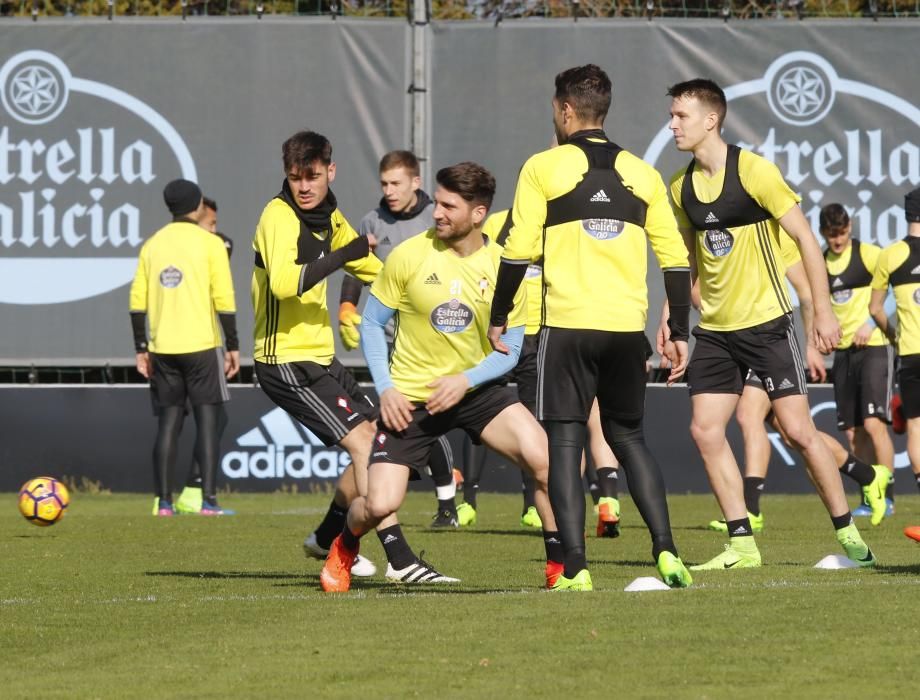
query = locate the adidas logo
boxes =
[383,534,398,545]
[379,236,391,245]
[590,189,610,203]
[832,277,844,287]
[704,211,719,224]
[911,264,920,275]
[731,526,749,536]
[425,273,441,285]
[777,378,795,390]
[221,407,348,480]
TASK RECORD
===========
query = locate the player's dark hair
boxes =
[667,79,728,127]
[554,64,612,124]
[379,150,420,178]
[282,131,333,174]
[202,197,217,212]
[819,203,850,233]
[436,162,495,209]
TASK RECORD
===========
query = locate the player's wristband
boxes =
[219,313,239,352]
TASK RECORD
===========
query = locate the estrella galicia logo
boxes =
[582,218,624,241]
[832,289,853,304]
[643,51,920,251]
[159,266,183,288]
[913,288,920,306]
[702,229,734,257]
[0,50,197,305]
[430,298,474,333]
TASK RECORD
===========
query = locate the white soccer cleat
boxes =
[385,558,460,584]
[304,532,376,577]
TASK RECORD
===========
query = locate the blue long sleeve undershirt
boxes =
[361,294,525,397]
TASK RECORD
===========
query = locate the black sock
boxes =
[564,547,587,578]
[464,484,479,509]
[543,530,564,563]
[831,512,853,530]
[885,472,894,503]
[314,500,348,550]
[651,535,677,560]
[743,477,765,516]
[588,483,600,505]
[839,454,875,487]
[437,498,456,513]
[726,518,753,538]
[596,468,619,499]
[185,474,202,489]
[341,527,360,552]
[915,474,920,493]
[376,524,415,569]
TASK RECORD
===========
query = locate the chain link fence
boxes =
[1,0,918,19]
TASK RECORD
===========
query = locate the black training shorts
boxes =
[150,348,229,410]
[832,345,893,429]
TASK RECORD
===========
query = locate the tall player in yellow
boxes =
[660,78,877,570]
[320,163,564,593]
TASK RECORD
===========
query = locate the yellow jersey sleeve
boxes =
[482,211,508,242]
[369,235,412,310]
[871,244,901,290]
[629,154,688,270]
[129,241,150,312]
[503,154,546,263]
[738,151,801,220]
[332,209,383,284]
[668,170,693,231]
[860,242,881,281]
[208,234,236,313]
[254,200,303,300]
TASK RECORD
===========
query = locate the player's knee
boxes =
[521,445,549,485]
[690,419,722,450]
[365,494,396,522]
[782,423,818,452]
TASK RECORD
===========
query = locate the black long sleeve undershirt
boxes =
[489,260,528,327]
[130,312,148,352]
[218,313,239,351]
[298,236,370,296]
[339,274,364,307]
[663,268,691,342]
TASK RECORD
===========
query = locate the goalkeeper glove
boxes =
[338,302,362,350]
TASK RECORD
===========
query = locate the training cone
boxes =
[624,576,673,592]
[813,554,860,569]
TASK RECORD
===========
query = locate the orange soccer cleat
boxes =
[320,535,358,592]
[545,560,565,589]
[904,526,920,543]
[596,497,621,538]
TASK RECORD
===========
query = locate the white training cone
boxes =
[813,554,860,569]
[624,576,672,592]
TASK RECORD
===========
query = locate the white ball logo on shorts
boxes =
[430,298,473,333]
[703,229,734,257]
[159,266,183,288]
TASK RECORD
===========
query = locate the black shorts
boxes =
[150,348,229,411]
[255,358,377,446]
[832,345,893,429]
[687,314,807,400]
[898,354,920,420]
[508,333,539,414]
[371,384,518,474]
[536,327,648,422]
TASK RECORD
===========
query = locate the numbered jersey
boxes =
[370,229,527,402]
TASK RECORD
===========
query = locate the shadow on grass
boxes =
[876,564,920,576]
[145,571,304,581]
[422,528,542,538]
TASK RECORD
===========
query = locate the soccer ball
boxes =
[18,477,70,526]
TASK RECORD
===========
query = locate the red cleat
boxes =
[905,526,920,543]
[320,535,358,592]
[891,394,906,435]
[545,560,564,589]
[596,498,621,538]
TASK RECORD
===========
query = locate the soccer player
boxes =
[129,179,240,516]
[338,150,462,528]
[253,130,424,580]
[489,64,694,591]
[176,195,234,515]
[820,203,896,515]
[661,78,877,570]
[870,186,920,497]
[690,239,888,531]
[320,162,564,592]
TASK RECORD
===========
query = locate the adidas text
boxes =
[590,189,610,203]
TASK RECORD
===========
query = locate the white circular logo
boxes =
[703,229,734,257]
[0,51,71,125]
[159,266,183,288]
[831,289,853,305]
[765,54,836,127]
[430,299,474,333]
[582,218,624,241]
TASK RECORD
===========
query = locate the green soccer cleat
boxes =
[836,523,877,567]
[656,551,692,588]
[175,486,203,514]
[690,537,762,571]
[550,568,593,592]
[520,505,542,529]
[707,511,764,533]
[456,502,477,527]
[862,465,889,526]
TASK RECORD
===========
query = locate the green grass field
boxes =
[2,491,919,699]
